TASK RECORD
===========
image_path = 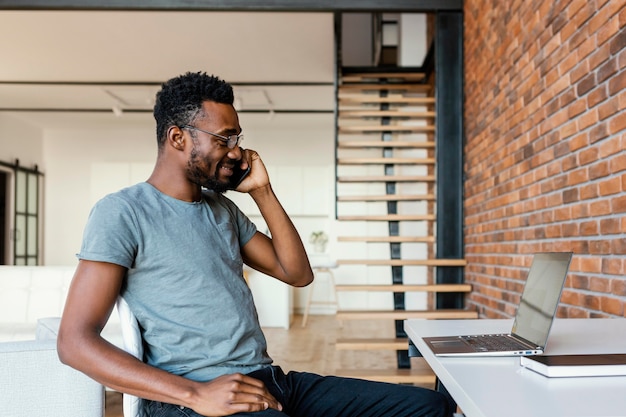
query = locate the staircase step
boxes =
[336,368,436,385]
[339,110,436,118]
[338,140,435,149]
[335,284,472,293]
[336,337,410,350]
[337,194,435,202]
[339,95,435,104]
[339,125,435,133]
[341,72,426,82]
[336,309,479,320]
[337,236,435,243]
[337,157,435,165]
[340,84,431,93]
[337,214,435,221]
[337,175,435,183]
[337,259,466,266]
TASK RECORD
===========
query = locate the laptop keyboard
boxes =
[461,334,525,352]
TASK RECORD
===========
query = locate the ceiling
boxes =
[0,10,336,129]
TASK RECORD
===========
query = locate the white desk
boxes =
[405,319,626,417]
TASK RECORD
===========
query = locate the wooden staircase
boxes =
[333,69,477,385]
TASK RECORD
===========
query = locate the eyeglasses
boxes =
[181,125,244,149]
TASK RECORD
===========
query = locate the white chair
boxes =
[116,296,145,417]
[301,257,339,327]
[0,318,105,417]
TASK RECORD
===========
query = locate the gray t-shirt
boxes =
[78,182,272,381]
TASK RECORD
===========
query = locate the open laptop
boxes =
[424,252,572,357]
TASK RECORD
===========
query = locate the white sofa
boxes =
[0,266,122,345]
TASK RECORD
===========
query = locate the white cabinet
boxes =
[246,269,292,329]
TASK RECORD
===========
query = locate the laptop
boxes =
[424,252,572,357]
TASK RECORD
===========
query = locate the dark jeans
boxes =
[145,366,452,417]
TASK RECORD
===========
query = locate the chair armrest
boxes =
[117,296,145,417]
[36,317,61,340]
[0,339,104,417]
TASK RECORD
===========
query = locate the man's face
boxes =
[184,101,243,193]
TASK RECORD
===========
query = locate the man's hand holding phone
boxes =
[228,159,251,190]
[229,149,269,192]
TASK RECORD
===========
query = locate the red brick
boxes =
[598,96,620,121]
[600,296,624,316]
[569,132,589,151]
[580,183,598,200]
[608,113,626,134]
[612,195,626,213]
[589,160,610,179]
[611,278,626,295]
[610,238,626,256]
[587,86,609,108]
[600,218,621,234]
[609,70,626,96]
[589,240,612,254]
[578,109,599,130]
[600,136,623,159]
[589,199,611,217]
[568,168,589,185]
[599,177,622,195]
[609,26,626,56]
[580,220,599,236]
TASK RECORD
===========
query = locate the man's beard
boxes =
[186,148,229,194]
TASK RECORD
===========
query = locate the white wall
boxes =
[0,114,44,168]
[399,14,428,66]
[42,122,155,265]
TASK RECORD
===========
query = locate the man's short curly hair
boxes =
[153,71,234,147]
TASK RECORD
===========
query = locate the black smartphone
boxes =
[228,164,251,190]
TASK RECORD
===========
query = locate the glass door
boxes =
[13,167,41,265]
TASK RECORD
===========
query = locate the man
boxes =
[58,71,451,417]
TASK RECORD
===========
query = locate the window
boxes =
[0,161,43,265]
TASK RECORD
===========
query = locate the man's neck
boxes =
[147,170,202,203]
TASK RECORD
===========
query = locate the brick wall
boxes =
[463,0,626,318]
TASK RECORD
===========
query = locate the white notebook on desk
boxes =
[521,354,626,377]
[423,252,572,357]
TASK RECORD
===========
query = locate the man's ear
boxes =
[167,126,185,150]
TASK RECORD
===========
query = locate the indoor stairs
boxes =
[333,69,477,385]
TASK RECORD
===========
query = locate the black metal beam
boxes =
[0,0,462,12]
[435,11,464,309]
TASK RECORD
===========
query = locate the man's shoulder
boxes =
[104,182,152,201]
[94,183,153,212]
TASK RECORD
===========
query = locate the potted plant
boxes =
[309,231,328,253]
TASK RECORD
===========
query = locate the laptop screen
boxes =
[511,252,572,347]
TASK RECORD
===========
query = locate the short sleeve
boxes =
[77,194,139,269]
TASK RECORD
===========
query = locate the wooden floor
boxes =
[105,314,432,416]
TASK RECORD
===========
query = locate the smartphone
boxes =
[228,164,251,190]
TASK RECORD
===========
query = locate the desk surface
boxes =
[405,319,626,417]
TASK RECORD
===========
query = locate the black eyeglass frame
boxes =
[181,125,244,149]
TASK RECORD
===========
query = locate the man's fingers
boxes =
[228,381,282,411]
[229,391,282,411]
[221,374,283,411]
[191,373,282,416]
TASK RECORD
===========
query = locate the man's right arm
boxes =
[57,259,281,416]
